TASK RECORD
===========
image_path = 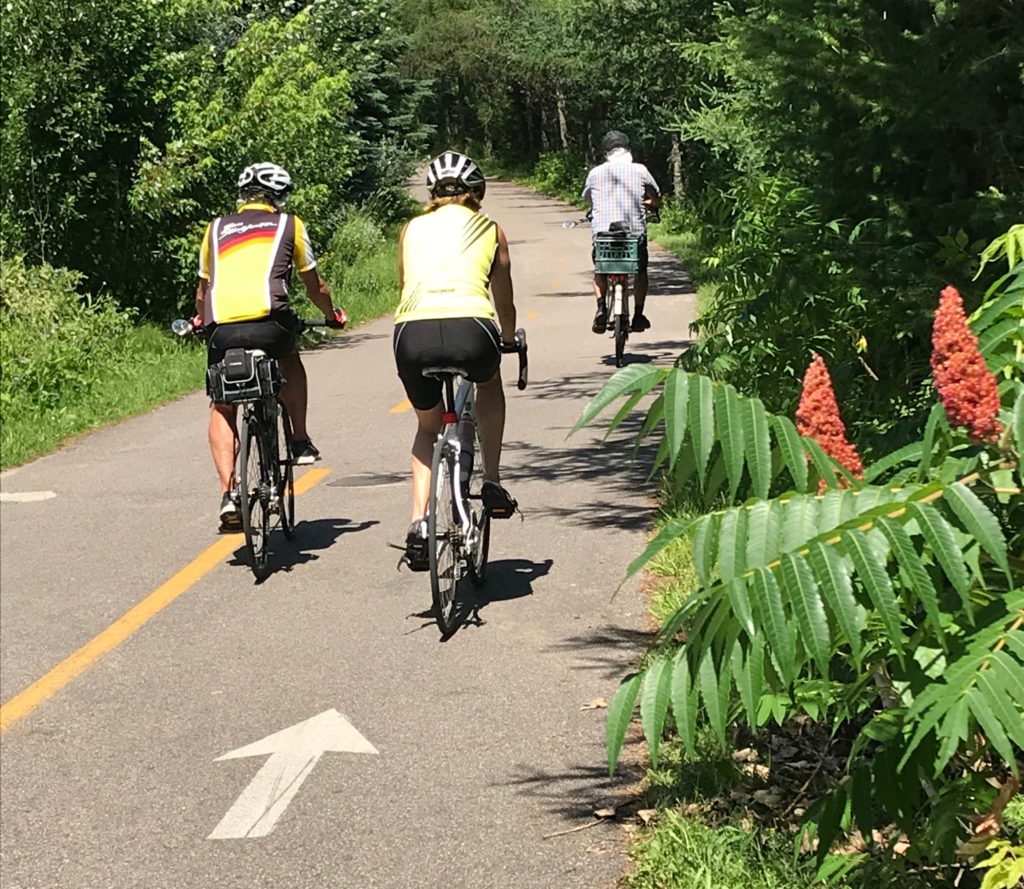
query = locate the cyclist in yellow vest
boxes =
[395,151,518,569]
[195,162,347,531]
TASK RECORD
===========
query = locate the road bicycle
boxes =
[564,217,652,368]
[423,329,528,637]
[172,317,328,580]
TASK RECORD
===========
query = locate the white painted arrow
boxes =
[209,709,378,840]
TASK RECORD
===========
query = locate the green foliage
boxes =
[0,257,205,467]
[0,258,134,412]
[975,840,1024,889]
[583,251,1024,876]
[626,812,825,889]
[3,0,427,318]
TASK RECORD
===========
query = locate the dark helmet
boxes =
[237,162,293,207]
[601,130,630,155]
[425,150,486,200]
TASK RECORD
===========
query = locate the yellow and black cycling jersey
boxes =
[198,202,316,325]
[396,203,498,324]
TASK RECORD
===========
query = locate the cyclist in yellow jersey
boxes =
[395,151,518,569]
[195,162,347,531]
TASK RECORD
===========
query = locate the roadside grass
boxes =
[627,809,821,889]
[1,228,400,470]
[1,324,207,469]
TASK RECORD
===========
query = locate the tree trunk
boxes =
[669,131,683,196]
[523,87,536,158]
[540,105,550,153]
[556,88,569,153]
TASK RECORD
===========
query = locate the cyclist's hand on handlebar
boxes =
[326,307,348,329]
[191,313,203,330]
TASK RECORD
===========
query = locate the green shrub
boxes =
[583,234,1024,881]
[1,257,134,412]
[0,256,206,468]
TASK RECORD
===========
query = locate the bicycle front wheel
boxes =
[277,404,296,540]
[239,412,272,580]
[428,438,461,635]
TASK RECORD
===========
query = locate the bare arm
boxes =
[490,225,516,342]
[299,268,335,318]
[397,223,407,292]
[194,279,208,322]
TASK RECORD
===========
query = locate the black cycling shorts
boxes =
[393,317,501,411]
[206,310,300,366]
[592,236,649,274]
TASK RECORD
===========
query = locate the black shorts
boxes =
[393,318,501,410]
[592,236,649,274]
[206,311,299,366]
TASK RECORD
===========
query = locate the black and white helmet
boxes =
[426,151,486,199]
[237,162,293,203]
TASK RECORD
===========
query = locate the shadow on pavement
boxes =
[545,624,656,680]
[503,749,647,822]
[305,330,389,353]
[440,557,554,640]
[228,517,379,579]
[471,556,553,609]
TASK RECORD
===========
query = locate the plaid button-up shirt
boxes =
[582,158,660,237]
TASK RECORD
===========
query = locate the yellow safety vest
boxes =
[396,204,498,324]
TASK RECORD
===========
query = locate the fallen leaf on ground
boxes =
[636,809,656,824]
[580,698,608,710]
[594,807,617,819]
[741,763,770,781]
[732,747,758,763]
[752,789,783,807]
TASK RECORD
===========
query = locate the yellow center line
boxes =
[389,398,413,414]
[526,311,539,320]
[0,467,332,734]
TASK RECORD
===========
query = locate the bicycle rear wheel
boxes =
[428,437,461,635]
[467,432,490,587]
[613,282,628,368]
[239,411,272,580]
[277,405,296,540]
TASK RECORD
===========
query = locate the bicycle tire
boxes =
[278,404,296,540]
[467,431,490,586]
[613,282,628,367]
[428,437,461,635]
[239,410,272,580]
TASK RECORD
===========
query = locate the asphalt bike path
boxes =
[0,180,696,889]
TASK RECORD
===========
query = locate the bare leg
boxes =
[278,351,309,439]
[411,403,444,521]
[209,403,239,494]
[593,273,608,303]
[475,371,505,483]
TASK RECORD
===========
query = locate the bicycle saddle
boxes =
[596,220,633,238]
[421,366,469,380]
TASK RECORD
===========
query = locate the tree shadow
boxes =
[305,330,389,352]
[646,255,697,296]
[544,624,656,680]
[503,758,647,822]
[500,423,663,517]
[228,517,378,581]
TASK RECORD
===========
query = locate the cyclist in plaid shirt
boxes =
[582,131,661,333]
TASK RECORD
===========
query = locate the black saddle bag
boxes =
[207,348,280,403]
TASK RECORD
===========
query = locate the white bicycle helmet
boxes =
[426,151,486,199]
[237,162,293,204]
